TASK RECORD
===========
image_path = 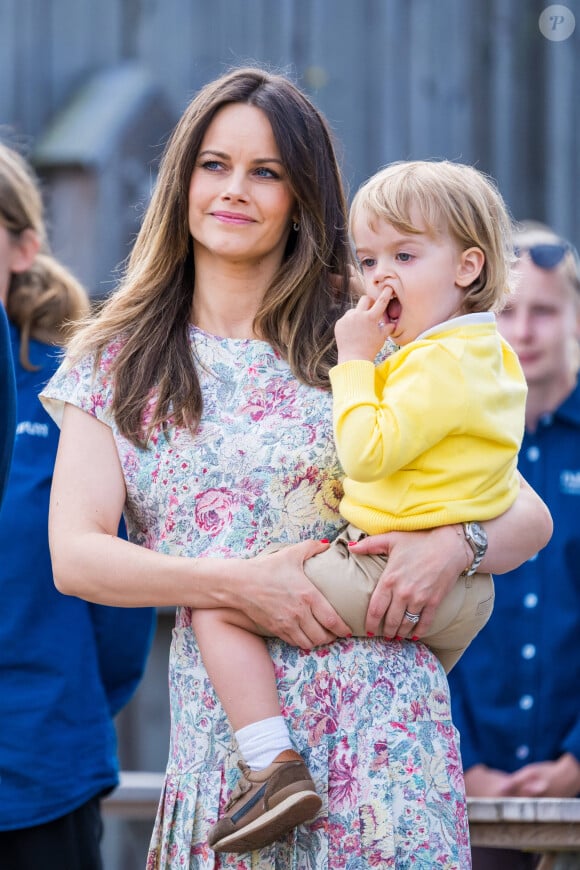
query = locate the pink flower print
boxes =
[454,798,470,845]
[329,748,358,808]
[299,672,339,740]
[370,740,389,772]
[409,698,426,719]
[194,488,236,535]
[240,380,300,422]
[90,393,105,413]
[369,849,393,866]
[190,842,211,859]
[239,388,274,422]
[328,819,353,868]
[141,391,158,428]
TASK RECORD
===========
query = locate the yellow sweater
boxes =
[329,314,527,533]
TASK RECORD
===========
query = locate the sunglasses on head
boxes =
[514,241,575,270]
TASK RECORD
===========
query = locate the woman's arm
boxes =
[479,474,553,574]
[350,474,552,639]
[49,404,351,649]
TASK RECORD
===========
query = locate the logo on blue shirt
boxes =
[16,421,49,438]
[560,469,580,495]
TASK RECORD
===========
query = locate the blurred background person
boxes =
[449,221,580,870]
[0,141,156,870]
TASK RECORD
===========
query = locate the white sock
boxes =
[235,715,293,770]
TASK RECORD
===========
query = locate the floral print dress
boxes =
[41,326,471,869]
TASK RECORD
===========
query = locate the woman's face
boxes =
[188,103,297,272]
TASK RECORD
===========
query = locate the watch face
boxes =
[469,522,488,550]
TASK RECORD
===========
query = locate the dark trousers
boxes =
[0,794,103,870]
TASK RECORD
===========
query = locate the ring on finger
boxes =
[378,320,386,329]
[403,609,421,624]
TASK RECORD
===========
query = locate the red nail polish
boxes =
[345,633,353,639]
[320,538,329,543]
[366,631,374,637]
[412,635,419,641]
[395,635,402,641]
[347,541,357,547]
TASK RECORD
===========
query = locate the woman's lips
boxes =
[212,211,254,224]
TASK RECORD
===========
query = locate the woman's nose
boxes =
[220,171,249,201]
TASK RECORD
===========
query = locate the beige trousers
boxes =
[264,524,494,673]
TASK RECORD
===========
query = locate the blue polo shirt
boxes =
[0,305,15,504]
[0,323,156,829]
[449,380,580,782]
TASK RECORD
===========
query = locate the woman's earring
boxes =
[292,221,300,232]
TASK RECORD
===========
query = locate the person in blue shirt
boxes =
[0,302,16,503]
[449,221,580,870]
[0,140,156,870]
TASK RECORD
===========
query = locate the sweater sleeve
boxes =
[329,347,467,482]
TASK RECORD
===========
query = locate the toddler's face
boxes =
[351,209,474,345]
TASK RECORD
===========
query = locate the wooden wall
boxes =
[1,0,579,263]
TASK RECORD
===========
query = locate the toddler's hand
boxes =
[335,290,394,363]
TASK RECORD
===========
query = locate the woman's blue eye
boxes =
[202,160,222,171]
[254,167,278,179]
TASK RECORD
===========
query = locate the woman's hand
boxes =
[350,525,469,638]
[232,540,353,649]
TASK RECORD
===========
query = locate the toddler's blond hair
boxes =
[350,159,515,313]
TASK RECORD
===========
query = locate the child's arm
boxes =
[330,341,466,482]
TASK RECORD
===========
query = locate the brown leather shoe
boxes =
[208,749,322,853]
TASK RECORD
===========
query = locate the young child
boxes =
[196,159,527,854]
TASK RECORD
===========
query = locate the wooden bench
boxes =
[103,774,580,867]
[469,797,580,869]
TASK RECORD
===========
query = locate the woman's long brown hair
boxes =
[65,67,355,447]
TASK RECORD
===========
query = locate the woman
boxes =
[0,141,155,870]
[42,68,551,868]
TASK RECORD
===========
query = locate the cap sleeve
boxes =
[40,343,117,430]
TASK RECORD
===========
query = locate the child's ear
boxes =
[456,247,485,288]
[10,228,41,274]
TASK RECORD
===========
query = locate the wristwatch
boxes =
[461,521,488,577]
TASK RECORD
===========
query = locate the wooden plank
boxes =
[469,822,580,851]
